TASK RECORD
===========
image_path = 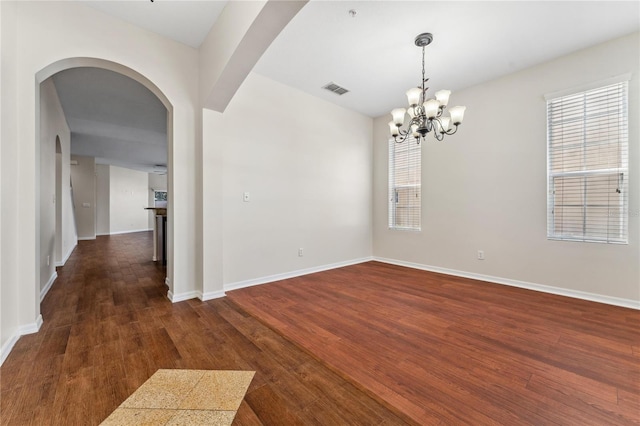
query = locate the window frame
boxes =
[154,190,168,208]
[545,76,629,244]
[388,137,421,231]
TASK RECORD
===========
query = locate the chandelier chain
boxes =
[388,32,466,144]
[421,46,426,99]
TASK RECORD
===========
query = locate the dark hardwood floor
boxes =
[227,261,640,425]
[0,233,405,425]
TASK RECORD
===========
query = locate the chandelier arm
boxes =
[429,116,443,141]
[394,129,411,144]
[397,116,423,140]
[415,105,426,118]
[431,116,442,132]
[430,116,461,138]
[443,124,460,136]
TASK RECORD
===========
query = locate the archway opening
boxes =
[36,58,174,309]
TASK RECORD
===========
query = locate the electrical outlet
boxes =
[243,192,250,202]
[298,248,304,257]
[477,250,485,260]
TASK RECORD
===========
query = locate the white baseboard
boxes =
[40,271,58,302]
[374,257,640,310]
[165,257,374,304]
[109,228,153,236]
[171,290,226,302]
[168,290,199,303]
[0,333,20,366]
[18,315,44,335]
[1,315,44,367]
[55,243,76,267]
[77,236,96,241]
[200,290,226,301]
[223,256,374,292]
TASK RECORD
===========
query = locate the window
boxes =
[389,137,421,230]
[154,190,167,208]
[546,78,629,243]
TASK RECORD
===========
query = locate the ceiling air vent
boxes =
[322,82,349,96]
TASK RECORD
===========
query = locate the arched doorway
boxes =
[36,57,175,308]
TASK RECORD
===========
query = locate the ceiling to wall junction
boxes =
[52,67,168,174]
[81,0,228,48]
[55,1,639,172]
[253,1,640,118]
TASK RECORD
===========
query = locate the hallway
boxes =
[0,232,404,425]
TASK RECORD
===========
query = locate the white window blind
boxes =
[546,80,628,243]
[389,138,421,230]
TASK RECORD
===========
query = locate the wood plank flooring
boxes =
[0,233,405,425]
[227,261,640,425]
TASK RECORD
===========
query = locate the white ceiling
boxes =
[254,1,640,118]
[56,1,639,172]
[81,0,228,48]
[53,67,168,173]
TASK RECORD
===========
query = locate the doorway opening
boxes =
[36,58,174,311]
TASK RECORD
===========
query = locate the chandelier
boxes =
[389,33,466,143]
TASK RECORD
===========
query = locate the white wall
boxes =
[199,1,306,111]
[39,78,73,293]
[70,156,96,240]
[202,72,373,295]
[199,1,266,109]
[109,165,150,234]
[196,1,305,299]
[1,0,304,351]
[60,160,77,267]
[0,1,3,359]
[0,0,20,362]
[373,32,640,304]
[96,164,110,236]
[149,173,167,192]
[95,164,156,235]
[0,0,200,337]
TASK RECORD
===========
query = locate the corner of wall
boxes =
[1,314,43,367]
